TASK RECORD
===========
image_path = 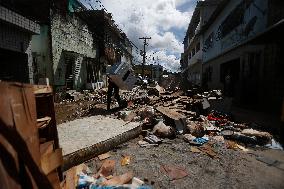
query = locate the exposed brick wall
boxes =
[50,11,97,87]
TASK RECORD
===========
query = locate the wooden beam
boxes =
[156,106,186,120]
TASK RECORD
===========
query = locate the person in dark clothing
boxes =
[107,78,121,111]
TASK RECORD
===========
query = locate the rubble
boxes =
[152,121,175,138]
[121,155,131,166]
[53,81,282,188]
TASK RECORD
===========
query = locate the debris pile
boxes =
[115,84,278,154]
[67,155,153,189]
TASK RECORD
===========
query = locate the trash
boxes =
[199,144,217,158]
[174,118,187,134]
[226,140,239,150]
[138,140,158,147]
[190,146,202,153]
[186,121,205,137]
[124,112,137,122]
[241,129,272,144]
[138,106,155,123]
[201,98,210,110]
[207,110,231,123]
[265,139,283,150]
[183,134,196,143]
[147,87,160,96]
[121,155,131,166]
[132,177,145,187]
[160,164,188,180]
[184,134,209,145]
[77,172,95,189]
[152,121,175,138]
[101,171,134,186]
[99,160,116,177]
[236,144,249,152]
[230,133,257,144]
[98,153,111,161]
[144,134,162,144]
[221,129,234,137]
[193,137,209,145]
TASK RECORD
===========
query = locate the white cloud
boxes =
[82,0,194,72]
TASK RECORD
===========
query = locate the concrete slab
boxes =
[58,115,141,155]
[57,115,142,170]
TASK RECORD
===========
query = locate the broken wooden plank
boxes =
[62,164,87,189]
[34,85,52,94]
[40,141,54,156]
[47,171,61,189]
[156,106,186,120]
[41,148,63,175]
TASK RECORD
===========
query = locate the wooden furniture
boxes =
[0,82,63,189]
[34,85,63,188]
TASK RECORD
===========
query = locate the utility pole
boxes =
[139,37,151,78]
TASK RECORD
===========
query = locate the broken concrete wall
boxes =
[50,10,97,91]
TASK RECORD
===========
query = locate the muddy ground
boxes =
[55,100,284,189]
[85,137,284,189]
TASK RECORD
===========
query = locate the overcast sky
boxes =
[81,0,196,72]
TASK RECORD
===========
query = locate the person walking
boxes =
[107,77,121,111]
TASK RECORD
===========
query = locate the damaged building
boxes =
[78,9,133,86]
[0,0,133,92]
[49,1,98,91]
[201,0,284,112]
[182,0,220,87]
[182,0,284,113]
[30,0,99,91]
[0,2,40,83]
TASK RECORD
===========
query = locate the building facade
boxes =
[49,2,98,91]
[182,0,220,87]
[134,64,163,82]
[201,0,284,112]
[0,4,40,84]
[79,9,133,86]
[0,0,133,92]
